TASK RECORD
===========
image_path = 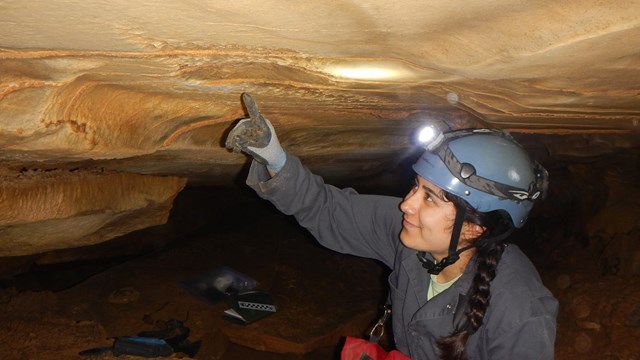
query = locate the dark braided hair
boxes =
[436,192,513,360]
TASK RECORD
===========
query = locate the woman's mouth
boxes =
[403,217,419,229]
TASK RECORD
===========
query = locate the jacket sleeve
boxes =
[246,153,403,268]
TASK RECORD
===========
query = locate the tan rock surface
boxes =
[0,168,186,256]
[1,0,639,255]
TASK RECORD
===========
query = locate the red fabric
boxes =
[341,336,411,360]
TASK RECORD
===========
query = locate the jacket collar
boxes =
[401,248,476,316]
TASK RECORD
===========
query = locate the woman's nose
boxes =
[401,190,419,214]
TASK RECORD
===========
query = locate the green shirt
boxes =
[427,273,462,301]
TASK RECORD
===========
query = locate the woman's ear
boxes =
[461,222,485,243]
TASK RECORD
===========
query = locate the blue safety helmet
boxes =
[412,128,548,228]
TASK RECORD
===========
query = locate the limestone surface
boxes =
[0,0,638,255]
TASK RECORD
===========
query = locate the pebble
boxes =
[576,320,602,331]
[556,274,571,289]
[625,305,640,327]
[107,287,140,304]
[574,332,592,353]
[571,295,592,319]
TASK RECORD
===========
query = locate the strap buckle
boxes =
[368,304,392,344]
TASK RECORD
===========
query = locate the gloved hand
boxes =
[225,93,286,173]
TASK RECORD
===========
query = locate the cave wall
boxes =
[1,168,186,256]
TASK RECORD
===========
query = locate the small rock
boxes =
[556,274,571,289]
[197,328,229,360]
[574,332,592,353]
[107,287,140,304]
[571,295,592,319]
[70,303,89,314]
[625,305,640,327]
[576,320,602,331]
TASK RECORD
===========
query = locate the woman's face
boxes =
[399,176,477,260]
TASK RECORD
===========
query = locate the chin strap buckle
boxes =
[417,252,460,275]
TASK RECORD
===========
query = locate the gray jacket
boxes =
[247,154,558,359]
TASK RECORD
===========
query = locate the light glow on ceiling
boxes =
[332,67,398,80]
[324,61,416,81]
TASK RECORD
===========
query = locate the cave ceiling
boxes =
[1,0,639,257]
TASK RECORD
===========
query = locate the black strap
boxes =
[417,208,467,275]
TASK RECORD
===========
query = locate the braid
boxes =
[436,193,512,360]
[436,242,505,360]
[467,242,504,330]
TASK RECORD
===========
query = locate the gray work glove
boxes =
[225,93,286,173]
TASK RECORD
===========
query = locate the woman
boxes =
[225,95,558,359]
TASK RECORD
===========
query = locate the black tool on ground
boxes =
[79,318,200,358]
[113,336,174,357]
[137,318,201,357]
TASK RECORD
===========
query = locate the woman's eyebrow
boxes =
[422,185,439,196]
[414,177,445,200]
[422,183,447,201]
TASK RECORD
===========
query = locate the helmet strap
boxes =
[417,207,468,275]
[417,216,516,275]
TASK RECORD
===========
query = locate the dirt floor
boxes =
[1,183,639,360]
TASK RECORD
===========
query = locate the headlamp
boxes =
[416,125,445,151]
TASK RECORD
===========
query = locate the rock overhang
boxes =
[0,0,639,257]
